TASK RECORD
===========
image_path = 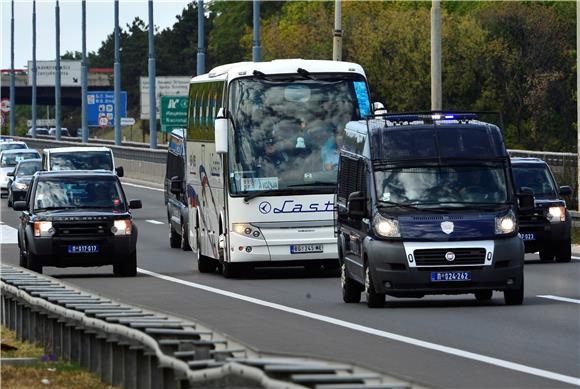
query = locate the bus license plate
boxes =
[431,271,471,282]
[520,233,535,241]
[290,244,323,254]
[67,244,99,254]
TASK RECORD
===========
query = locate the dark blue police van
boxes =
[336,112,534,307]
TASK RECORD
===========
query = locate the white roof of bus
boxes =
[46,146,112,153]
[190,59,366,83]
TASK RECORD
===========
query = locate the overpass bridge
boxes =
[0,69,112,106]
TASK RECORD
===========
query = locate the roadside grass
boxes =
[572,227,580,245]
[1,326,116,389]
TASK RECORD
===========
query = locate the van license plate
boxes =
[431,271,471,282]
[520,233,535,241]
[290,244,323,254]
[67,244,99,254]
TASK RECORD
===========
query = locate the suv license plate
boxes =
[431,271,471,282]
[520,233,536,241]
[290,244,323,254]
[67,244,100,254]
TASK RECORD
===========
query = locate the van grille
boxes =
[414,248,486,266]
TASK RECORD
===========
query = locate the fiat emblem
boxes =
[445,252,456,262]
[441,221,454,234]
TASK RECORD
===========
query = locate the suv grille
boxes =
[414,248,486,266]
[53,222,111,237]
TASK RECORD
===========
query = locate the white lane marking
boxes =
[0,224,18,244]
[145,220,164,225]
[571,256,580,261]
[122,182,164,193]
[137,267,580,386]
[538,295,580,305]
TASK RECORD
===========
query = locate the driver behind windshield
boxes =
[257,136,288,177]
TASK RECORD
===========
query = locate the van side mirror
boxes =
[115,166,124,177]
[13,201,27,211]
[517,187,534,212]
[347,191,366,217]
[170,176,183,195]
[215,108,228,154]
[129,199,142,209]
[373,102,388,115]
[559,186,572,197]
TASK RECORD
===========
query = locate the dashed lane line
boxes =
[137,267,580,386]
[122,182,164,192]
[145,220,164,225]
[0,224,18,245]
[537,295,580,305]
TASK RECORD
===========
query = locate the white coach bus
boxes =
[178,59,373,277]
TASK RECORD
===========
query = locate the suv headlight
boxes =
[495,211,516,235]
[111,219,132,235]
[14,182,28,190]
[232,223,263,239]
[34,221,54,237]
[546,206,566,223]
[373,214,400,238]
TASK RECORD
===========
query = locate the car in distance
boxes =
[0,140,28,152]
[7,159,42,207]
[42,147,124,177]
[13,170,142,276]
[48,128,71,137]
[26,128,50,136]
[511,157,572,262]
[0,149,41,198]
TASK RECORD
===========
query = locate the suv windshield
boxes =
[375,165,509,208]
[512,165,556,195]
[50,151,113,171]
[0,143,27,152]
[1,152,40,167]
[228,75,370,194]
[33,176,126,211]
[16,161,41,176]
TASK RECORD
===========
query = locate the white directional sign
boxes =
[26,119,56,127]
[121,117,136,126]
[140,76,190,119]
[28,60,81,87]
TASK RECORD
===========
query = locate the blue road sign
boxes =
[87,91,127,127]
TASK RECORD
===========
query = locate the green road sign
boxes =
[160,96,189,133]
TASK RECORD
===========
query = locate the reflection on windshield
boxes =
[512,166,556,195]
[34,178,125,211]
[228,76,369,194]
[51,152,113,171]
[375,166,508,206]
[1,153,40,167]
[16,162,41,176]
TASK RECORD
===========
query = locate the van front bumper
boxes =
[366,236,524,296]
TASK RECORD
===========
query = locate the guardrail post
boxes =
[71,326,82,364]
[112,339,125,387]
[102,338,115,384]
[91,334,106,376]
[163,368,177,389]
[63,323,74,361]
[1,294,7,327]
[81,330,94,370]
[16,302,23,341]
[54,319,65,358]
[150,355,164,389]
[124,346,138,389]
[22,304,30,342]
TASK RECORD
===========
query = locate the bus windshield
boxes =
[228,75,370,195]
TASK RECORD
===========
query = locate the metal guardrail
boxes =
[0,265,412,389]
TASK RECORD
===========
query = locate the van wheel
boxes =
[539,248,554,262]
[169,224,180,248]
[555,240,571,263]
[364,266,384,308]
[27,253,43,274]
[180,222,192,251]
[504,277,524,305]
[341,262,362,303]
[474,290,493,301]
[114,251,137,277]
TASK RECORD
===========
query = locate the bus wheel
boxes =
[222,262,241,278]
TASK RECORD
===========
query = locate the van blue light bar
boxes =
[384,113,478,122]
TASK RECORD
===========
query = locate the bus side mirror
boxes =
[517,187,534,212]
[347,191,366,217]
[215,110,228,154]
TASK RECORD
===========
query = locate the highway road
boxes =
[2,182,579,388]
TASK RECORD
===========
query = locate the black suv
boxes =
[13,170,142,275]
[511,158,572,262]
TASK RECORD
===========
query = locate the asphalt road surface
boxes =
[2,182,579,388]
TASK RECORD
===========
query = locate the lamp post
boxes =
[197,0,205,75]
[31,0,37,138]
[114,0,121,145]
[55,0,62,141]
[252,0,261,62]
[10,0,15,136]
[431,0,442,111]
[332,0,342,61]
[81,0,88,143]
[148,0,157,149]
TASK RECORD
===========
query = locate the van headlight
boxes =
[373,214,400,238]
[495,211,516,235]
[546,206,565,223]
[111,219,132,235]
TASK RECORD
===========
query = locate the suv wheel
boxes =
[539,248,554,262]
[169,223,180,249]
[341,262,362,303]
[114,251,137,277]
[180,222,192,251]
[555,240,572,263]
[504,277,524,305]
[27,252,43,274]
[19,249,26,268]
[364,265,384,308]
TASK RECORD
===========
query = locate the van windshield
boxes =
[50,151,113,171]
[228,75,370,194]
[375,165,509,208]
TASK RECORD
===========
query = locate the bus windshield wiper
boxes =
[288,182,335,188]
[243,189,286,203]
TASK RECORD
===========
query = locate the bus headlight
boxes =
[34,221,54,237]
[546,206,565,223]
[111,219,132,235]
[495,211,516,235]
[373,214,400,238]
[232,223,263,239]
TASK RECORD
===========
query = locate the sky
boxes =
[1,0,192,70]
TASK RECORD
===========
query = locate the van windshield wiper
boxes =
[377,201,446,213]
